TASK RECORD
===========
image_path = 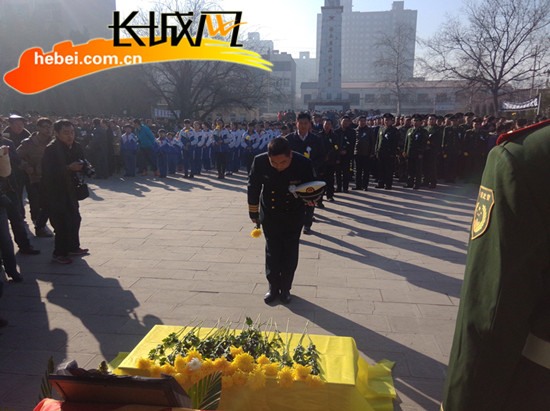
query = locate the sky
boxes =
[116,0,461,58]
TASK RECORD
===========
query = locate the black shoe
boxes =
[375,184,384,188]
[19,246,40,255]
[363,187,369,192]
[413,185,420,190]
[343,189,349,193]
[7,272,23,283]
[280,290,292,304]
[303,227,312,235]
[35,227,54,238]
[429,184,437,189]
[0,317,8,328]
[403,184,413,188]
[327,197,335,202]
[264,288,279,304]
[384,186,392,190]
[352,187,362,190]
[316,202,325,209]
[335,188,342,193]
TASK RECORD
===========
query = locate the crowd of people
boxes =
[0,110,537,278]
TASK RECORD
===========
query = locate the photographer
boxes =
[41,120,90,264]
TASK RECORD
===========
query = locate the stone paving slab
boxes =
[0,171,477,410]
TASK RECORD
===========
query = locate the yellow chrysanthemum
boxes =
[304,152,310,158]
[149,364,162,378]
[262,362,279,377]
[185,349,202,362]
[160,363,176,375]
[213,357,231,373]
[174,372,190,389]
[233,353,255,373]
[175,356,187,372]
[292,364,312,381]
[136,358,153,370]
[305,374,325,387]
[277,366,294,387]
[256,355,270,365]
[230,346,244,357]
[198,359,215,378]
[225,362,238,376]
[232,370,248,386]
[464,152,469,157]
[246,368,266,390]
[222,375,234,389]
[251,228,262,238]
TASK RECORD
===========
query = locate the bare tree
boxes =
[373,25,416,115]
[133,0,270,120]
[422,0,550,115]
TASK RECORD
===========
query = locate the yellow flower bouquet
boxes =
[136,318,324,397]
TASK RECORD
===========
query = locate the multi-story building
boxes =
[317,0,417,83]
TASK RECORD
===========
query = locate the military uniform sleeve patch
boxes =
[471,185,495,240]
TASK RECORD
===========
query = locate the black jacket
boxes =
[41,139,85,214]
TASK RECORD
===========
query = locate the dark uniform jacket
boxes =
[285,132,325,173]
[425,125,443,154]
[442,126,461,152]
[404,127,428,158]
[334,127,356,160]
[375,125,400,158]
[41,139,85,214]
[319,130,339,167]
[247,152,315,224]
[354,126,376,157]
[442,120,550,411]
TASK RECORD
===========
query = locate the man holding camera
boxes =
[42,119,89,264]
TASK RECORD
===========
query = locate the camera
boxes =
[79,159,96,178]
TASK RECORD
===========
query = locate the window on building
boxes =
[349,93,360,104]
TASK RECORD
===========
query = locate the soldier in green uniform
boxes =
[403,114,428,189]
[441,114,460,183]
[375,113,400,190]
[423,114,443,189]
[463,118,488,183]
[442,119,550,411]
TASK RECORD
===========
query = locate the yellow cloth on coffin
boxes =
[116,325,396,411]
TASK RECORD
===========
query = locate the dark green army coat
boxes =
[404,126,428,158]
[442,120,550,411]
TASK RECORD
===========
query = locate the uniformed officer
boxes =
[463,118,488,183]
[441,114,461,183]
[403,114,429,189]
[423,114,443,189]
[285,112,325,234]
[375,113,400,190]
[334,115,356,193]
[353,115,376,191]
[248,137,316,304]
[442,119,550,411]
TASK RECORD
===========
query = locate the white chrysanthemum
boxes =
[187,358,202,371]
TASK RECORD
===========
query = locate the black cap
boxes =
[383,113,395,119]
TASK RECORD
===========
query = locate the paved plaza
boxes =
[0,170,478,410]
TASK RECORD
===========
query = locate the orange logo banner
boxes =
[4,37,272,95]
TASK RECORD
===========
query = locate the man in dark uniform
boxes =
[285,112,325,234]
[248,137,316,304]
[353,115,376,191]
[334,115,356,193]
[403,114,428,189]
[441,114,461,183]
[396,116,412,182]
[442,119,550,411]
[423,114,443,189]
[319,118,339,202]
[375,113,400,189]
[462,118,488,183]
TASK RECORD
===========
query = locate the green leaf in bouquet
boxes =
[188,370,222,410]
